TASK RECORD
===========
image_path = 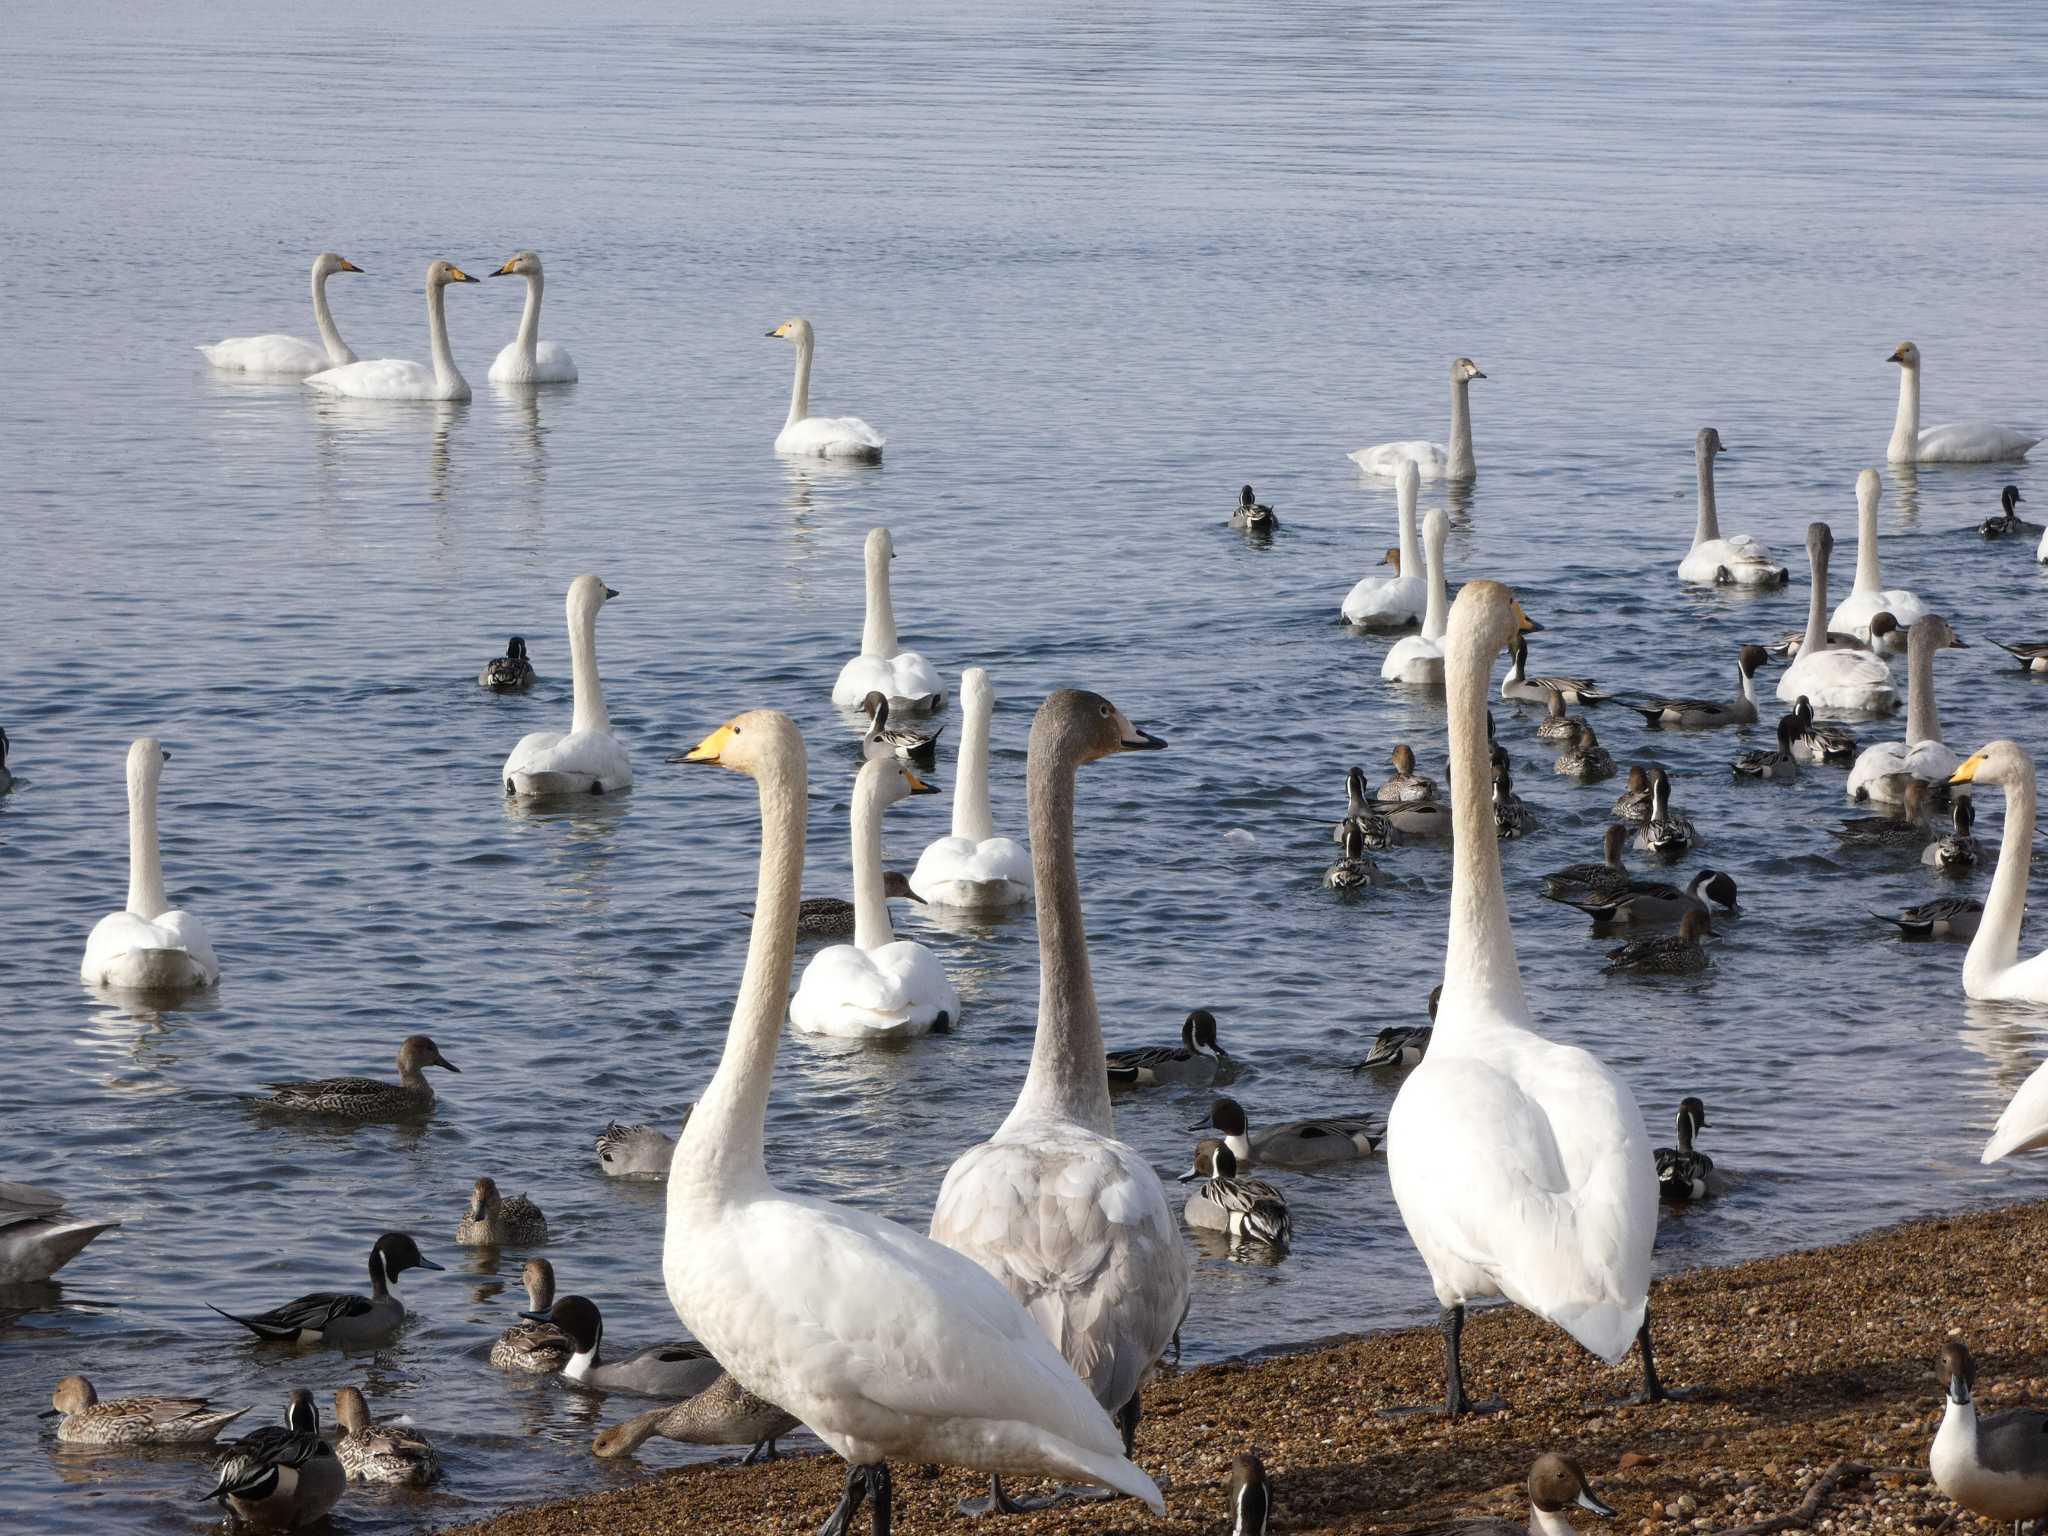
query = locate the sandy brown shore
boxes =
[447,1200,2048,1536]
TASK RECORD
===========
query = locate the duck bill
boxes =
[414,1255,445,1272]
[1577,1490,1617,1518]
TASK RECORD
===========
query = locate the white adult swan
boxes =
[668,711,1165,1536]
[1382,508,1450,686]
[833,527,945,714]
[1349,356,1485,481]
[305,259,479,401]
[1676,428,1786,586]
[199,252,363,375]
[1948,743,2048,1008]
[1846,615,1966,804]
[909,667,1031,910]
[502,575,632,797]
[1386,579,1682,1414]
[768,317,884,459]
[1886,341,2039,465]
[930,689,1188,1514]
[1343,460,1427,627]
[487,250,578,385]
[82,738,219,991]
[1776,522,1898,717]
[1829,470,1930,641]
[790,755,959,1038]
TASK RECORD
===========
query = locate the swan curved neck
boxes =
[514,269,543,356]
[1421,523,1449,641]
[1801,543,1831,654]
[1694,447,1720,546]
[1446,375,1475,480]
[1968,771,2036,989]
[311,265,350,366]
[861,542,899,657]
[1905,630,1943,744]
[127,764,168,917]
[785,334,813,430]
[427,282,466,395]
[1854,489,1883,595]
[850,766,895,951]
[1890,364,1920,463]
[568,596,610,735]
[954,678,995,842]
[1441,623,1528,1026]
[1006,747,1112,1134]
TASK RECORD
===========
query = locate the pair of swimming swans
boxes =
[666,691,1181,1531]
[1343,460,1427,627]
[81,739,219,992]
[1381,504,1452,686]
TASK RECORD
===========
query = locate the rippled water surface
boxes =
[7,2,2048,1529]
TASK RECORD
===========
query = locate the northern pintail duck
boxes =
[455,1176,547,1246]
[1230,1451,1271,1536]
[1732,715,1802,781]
[1926,797,1981,874]
[1180,1140,1291,1249]
[43,1374,248,1445]
[1993,640,2048,673]
[1931,1338,2048,1528]
[785,871,924,939]
[1378,743,1439,803]
[1654,1098,1714,1200]
[1350,985,1439,1073]
[521,1294,724,1398]
[1534,687,1585,742]
[491,1258,573,1372]
[860,691,943,771]
[0,1179,118,1282]
[258,1034,458,1119]
[1106,1008,1230,1087]
[1768,613,1892,661]
[1878,896,1983,941]
[1540,826,1631,906]
[479,635,536,692]
[1231,484,1277,532]
[1324,822,1386,891]
[333,1386,438,1486]
[1632,766,1697,860]
[592,1373,801,1463]
[1492,764,1538,839]
[1609,763,1652,821]
[1602,909,1712,976]
[1980,485,2036,539]
[1333,764,1395,849]
[596,1115,681,1178]
[1440,1453,1617,1536]
[0,725,15,794]
[1834,779,1934,849]
[1193,1096,1379,1167]
[205,1389,344,1531]
[1789,694,1859,764]
[1631,645,1767,729]
[1562,867,1738,927]
[1553,719,1615,782]
[210,1232,441,1346]
[1502,634,1608,706]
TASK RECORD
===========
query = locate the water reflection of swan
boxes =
[305,393,466,504]
[493,382,548,489]
[1957,999,2048,1161]
[502,790,631,923]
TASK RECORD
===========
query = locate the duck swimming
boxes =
[1325,822,1387,891]
[1632,766,1698,859]
[1193,1096,1379,1167]
[455,1176,547,1247]
[1231,484,1278,532]
[1732,715,1802,781]
[1563,867,1738,927]
[1106,1008,1230,1087]
[1540,826,1631,906]
[1602,909,1713,976]
[333,1386,438,1486]
[479,635,536,692]
[209,1232,442,1346]
[861,692,943,771]
[1653,1099,1714,1200]
[490,1259,572,1372]
[205,1390,343,1532]
[1630,645,1768,729]
[596,1117,680,1178]
[1980,485,2036,539]
[1926,797,1980,874]
[1379,742,1440,802]
[43,1375,248,1445]
[522,1294,723,1399]
[1502,633,1608,706]
[592,1373,801,1464]
[1180,1140,1292,1250]
[257,1034,458,1119]
[1877,896,1982,941]
[1350,986,1439,1073]
[1789,695,1859,765]
[0,1180,118,1283]
[1553,720,1616,782]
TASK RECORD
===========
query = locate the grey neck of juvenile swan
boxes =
[567,586,611,735]
[785,331,814,430]
[427,279,466,395]
[1446,370,1476,480]
[311,261,351,366]
[1800,530,1832,655]
[1694,439,1720,545]
[1420,509,1449,641]
[514,268,544,357]
[126,748,168,918]
[1890,359,1920,463]
[954,667,995,842]
[1441,588,1529,1025]
[1005,708,1113,1135]
[861,535,899,657]
[849,759,896,951]
[1853,472,1884,595]
[1396,462,1422,572]
[1970,759,2036,989]
[1905,623,1944,745]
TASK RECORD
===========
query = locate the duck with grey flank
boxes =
[781,871,925,939]
[1602,909,1712,975]
[0,1179,118,1283]
[596,1115,682,1178]
[1878,896,1984,941]
[1610,764,1653,821]
[1631,645,1769,729]
[209,1232,441,1346]
[1980,485,2036,539]
[1333,765,1396,849]
[1992,639,2048,674]
[1324,822,1387,891]
[1350,985,1439,1073]
[1502,634,1609,705]
[593,1373,801,1463]
[1632,767,1697,860]
[1230,1451,1271,1536]
[1562,867,1738,927]
[1732,715,1802,781]
[333,1386,438,1486]
[479,636,536,692]
[1192,1096,1379,1167]
[1789,695,1859,764]
[491,1258,573,1372]
[521,1294,724,1398]
[205,1389,344,1531]
[1106,1009,1230,1088]
[1435,1452,1617,1536]
[43,1375,248,1445]
[1379,743,1439,802]
[1540,826,1631,907]
[860,691,943,771]
[1926,797,1981,874]
[456,1176,547,1246]
[1654,1099,1714,1201]
[257,1034,458,1119]
[1554,720,1616,782]
[1931,1338,2048,1529]
[1834,779,1935,849]
[0,725,15,793]
[1231,484,1277,532]
[1769,612,1897,662]
[1180,1140,1292,1249]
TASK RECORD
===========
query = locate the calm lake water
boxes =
[6,2,2048,1530]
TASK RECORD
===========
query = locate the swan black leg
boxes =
[1380,1304,1507,1418]
[817,1462,876,1536]
[1117,1391,1141,1457]
[870,1463,892,1536]
[1620,1306,1707,1405]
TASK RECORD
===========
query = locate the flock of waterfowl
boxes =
[14,253,2048,1536]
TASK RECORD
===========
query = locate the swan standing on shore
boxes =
[1343,460,1427,626]
[1387,580,1681,1414]
[487,251,578,384]
[199,252,363,375]
[910,667,1031,910]
[930,690,1188,1514]
[769,317,884,459]
[1382,508,1452,686]
[1350,357,1485,480]
[1846,615,1966,803]
[82,739,219,992]
[833,527,945,714]
[668,711,1166,1536]
[502,576,631,797]
[1777,523,1897,716]
[1886,341,2038,464]
[1948,744,2048,1009]
[1677,428,1786,586]
[305,259,479,401]
[1830,470,1929,641]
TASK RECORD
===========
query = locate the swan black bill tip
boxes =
[1123,729,1168,751]
[604,586,619,599]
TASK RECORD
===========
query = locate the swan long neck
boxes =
[1854,479,1883,595]
[678,740,807,1196]
[426,281,466,394]
[568,592,610,735]
[954,670,995,842]
[1441,612,1528,1027]
[1420,514,1449,641]
[1905,628,1943,744]
[515,269,543,355]
[1890,362,1920,463]
[1396,467,1421,572]
[861,541,899,657]
[1446,374,1475,480]
[126,757,168,918]
[1802,540,1832,654]
[1969,770,2036,990]
[850,763,895,951]
[785,333,813,430]
[311,263,350,366]
[1694,444,1720,546]
[1007,742,1113,1135]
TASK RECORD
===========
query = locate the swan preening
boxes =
[909,667,1031,910]
[1886,341,2039,464]
[1776,522,1898,717]
[667,712,1165,1534]
[1350,356,1485,481]
[82,738,220,992]
[199,252,363,375]
[1830,469,1929,641]
[487,250,578,385]
[1676,428,1787,587]
[1343,460,1427,627]
[306,260,479,401]
[503,576,632,797]
[769,317,885,459]
[833,527,945,714]
[1381,507,1452,686]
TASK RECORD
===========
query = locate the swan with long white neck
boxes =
[1386,579,1683,1414]
[832,527,946,713]
[1381,508,1450,686]
[790,754,959,1037]
[929,689,1187,1515]
[666,711,1165,1535]
[1675,428,1787,586]
[82,738,219,991]
[1343,460,1428,626]
[1845,614,1965,803]
[1829,470,1930,641]
[909,667,1031,910]
[200,252,363,375]
[1886,341,2038,464]
[1776,522,1898,716]
[487,250,578,385]
[1948,743,2048,1013]
[768,317,884,459]
[501,575,632,797]
[305,260,479,401]
[1349,356,1485,480]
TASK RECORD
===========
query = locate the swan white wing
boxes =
[1342,574,1426,627]
[488,340,579,385]
[1381,634,1445,686]
[502,729,633,794]
[81,910,218,987]
[1830,588,1930,641]
[1678,536,1783,586]
[1775,648,1896,715]
[833,651,944,710]
[1846,739,1959,803]
[910,835,1032,907]
[1985,1057,2048,1162]
[305,358,465,401]
[929,1121,1190,1415]
[1349,440,1449,479]
[1914,423,2039,464]
[777,415,885,458]
[199,335,342,375]
[789,941,957,1037]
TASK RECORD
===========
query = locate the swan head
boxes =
[1529,1455,1613,1519]
[859,752,938,810]
[1909,613,1966,654]
[1696,426,1727,458]
[865,525,896,566]
[677,709,807,787]
[1952,739,2033,791]
[428,259,480,288]
[567,574,618,623]
[1888,340,1921,369]
[1804,520,1833,559]
[1939,1338,1976,1405]
[126,736,169,794]
[493,250,543,279]
[767,317,815,346]
[1453,580,1542,668]
[1451,356,1486,382]
[1032,689,1167,769]
[398,1034,459,1076]
[1856,467,1881,513]
[314,252,363,278]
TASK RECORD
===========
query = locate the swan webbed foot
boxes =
[817,1461,889,1536]
[957,1475,1074,1517]
[1381,1303,1509,1419]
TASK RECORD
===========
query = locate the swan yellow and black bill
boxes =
[1952,751,1988,785]
[1511,598,1543,633]
[447,265,479,284]
[680,723,739,764]
[905,768,938,795]
[767,322,793,338]
[337,257,363,273]
[494,259,520,276]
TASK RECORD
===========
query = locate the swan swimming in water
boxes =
[832,527,945,714]
[199,252,363,375]
[502,576,632,797]
[305,260,479,401]
[1349,356,1485,481]
[1675,428,1786,586]
[909,667,1031,910]
[1829,470,1930,642]
[1886,341,2038,464]
[1776,523,1897,717]
[1343,460,1427,627]
[768,317,885,459]
[81,738,220,992]
[1381,508,1453,687]
[487,250,578,385]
